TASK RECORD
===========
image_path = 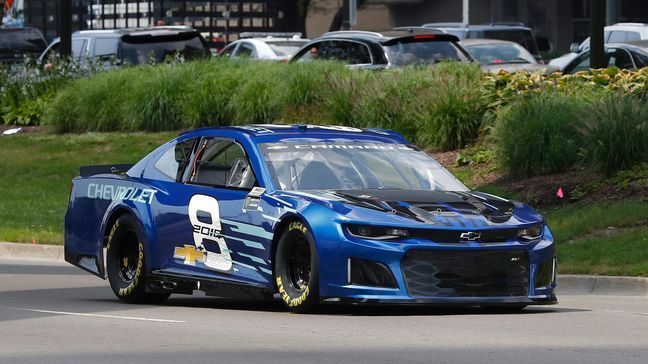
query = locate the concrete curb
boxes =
[0,242,646,296]
[557,275,648,297]
[0,242,64,262]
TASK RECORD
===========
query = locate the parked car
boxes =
[462,39,558,73]
[0,27,47,64]
[561,42,648,74]
[64,124,556,313]
[291,29,471,69]
[550,23,648,70]
[422,23,543,63]
[218,32,310,61]
[39,26,209,66]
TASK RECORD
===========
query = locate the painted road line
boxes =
[602,309,648,317]
[1,307,185,323]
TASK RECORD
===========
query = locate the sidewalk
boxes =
[1,242,646,297]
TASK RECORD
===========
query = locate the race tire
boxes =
[274,221,320,313]
[106,214,170,304]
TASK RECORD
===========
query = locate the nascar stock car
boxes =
[64,124,557,313]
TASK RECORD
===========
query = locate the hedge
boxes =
[3,58,648,173]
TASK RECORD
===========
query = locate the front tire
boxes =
[106,214,170,304]
[274,221,319,313]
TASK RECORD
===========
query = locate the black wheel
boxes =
[274,221,319,313]
[481,304,527,313]
[106,214,170,304]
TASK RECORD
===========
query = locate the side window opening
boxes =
[93,37,119,60]
[220,43,237,57]
[189,139,257,190]
[608,48,635,69]
[154,139,197,182]
[317,40,371,64]
[72,39,87,59]
[235,43,255,58]
[295,42,322,62]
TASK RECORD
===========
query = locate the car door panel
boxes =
[151,137,272,286]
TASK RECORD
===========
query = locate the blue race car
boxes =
[64,124,557,313]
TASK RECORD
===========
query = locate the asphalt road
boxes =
[1,259,647,364]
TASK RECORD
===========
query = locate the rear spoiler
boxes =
[382,33,460,45]
[80,164,134,177]
[122,30,200,43]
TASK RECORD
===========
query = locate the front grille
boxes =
[407,228,519,244]
[401,250,529,297]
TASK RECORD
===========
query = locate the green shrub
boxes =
[39,58,648,167]
[579,95,648,174]
[413,62,487,150]
[0,57,105,126]
[230,61,285,124]
[494,93,584,177]
[318,62,486,149]
[283,61,349,107]
[349,71,421,141]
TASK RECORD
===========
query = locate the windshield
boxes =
[120,36,206,64]
[261,142,468,192]
[465,42,536,65]
[0,29,46,53]
[383,40,468,66]
[267,41,308,57]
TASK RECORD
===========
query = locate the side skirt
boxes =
[149,270,274,300]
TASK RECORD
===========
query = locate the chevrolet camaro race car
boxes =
[64,124,557,313]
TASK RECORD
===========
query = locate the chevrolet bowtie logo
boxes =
[460,231,482,241]
[174,245,206,266]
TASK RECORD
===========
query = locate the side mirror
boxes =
[570,42,581,53]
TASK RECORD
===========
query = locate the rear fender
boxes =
[65,187,156,279]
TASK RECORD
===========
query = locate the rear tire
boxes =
[274,221,319,313]
[106,214,170,304]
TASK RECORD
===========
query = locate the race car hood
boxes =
[281,189,542,228]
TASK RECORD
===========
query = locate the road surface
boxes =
[0,259,646,364]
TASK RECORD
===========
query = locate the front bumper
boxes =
[316,226,557,305]
[322,295,557,306]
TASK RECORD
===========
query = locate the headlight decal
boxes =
[346,225,409,240]
[517,224,543,241]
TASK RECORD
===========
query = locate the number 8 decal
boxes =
[188,194,232,271]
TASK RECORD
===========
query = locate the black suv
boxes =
[0,27,48,64]
[291,29,472,68]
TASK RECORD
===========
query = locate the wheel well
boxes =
[103,209,132,247]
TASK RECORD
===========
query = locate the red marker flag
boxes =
[556,186,564,199]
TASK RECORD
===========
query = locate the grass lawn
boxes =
[557,227,648,276]
[0,132,646,276]
[544,202,648,276]
[0,132,174,244]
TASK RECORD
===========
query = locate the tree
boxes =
[275,0,367,37]
[275,0,312,36]
[328,0,367,31]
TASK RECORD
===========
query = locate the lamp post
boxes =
[590,0,605,68]
[60,0,72,56]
